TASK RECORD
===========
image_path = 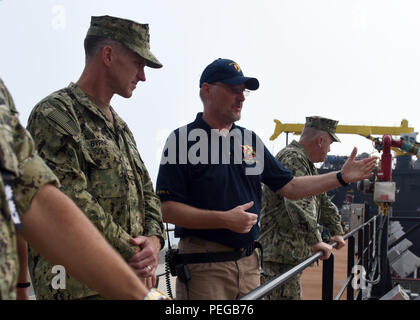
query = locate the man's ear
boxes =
[201,83,211,100]
[316,135,324,148]
[101,45,113,67]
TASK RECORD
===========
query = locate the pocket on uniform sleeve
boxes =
[0,120,19,176]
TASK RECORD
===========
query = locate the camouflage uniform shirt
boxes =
[27,82,164,299]
[258,140,344,265]
[0,78,58,300]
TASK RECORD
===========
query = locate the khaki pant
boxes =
[175,237,261,300]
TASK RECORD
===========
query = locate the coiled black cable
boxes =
[165,223,174,298]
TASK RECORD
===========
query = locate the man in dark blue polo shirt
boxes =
[156,58,377,300]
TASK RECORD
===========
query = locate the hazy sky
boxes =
[2,0,420,182]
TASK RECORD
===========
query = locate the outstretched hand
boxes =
[341,147,377,183]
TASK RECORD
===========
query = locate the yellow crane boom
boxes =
[269,119,414,141]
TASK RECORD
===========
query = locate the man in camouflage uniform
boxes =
[0,78,58,300]
[259,116,346,300]
[0,78,170,300]
[27,15,165,299]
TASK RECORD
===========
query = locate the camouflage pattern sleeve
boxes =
[0,79,59,216]
[318,192,344,237]
[280,151,323,246]
[10,118,59,216]
[124,127,165,248]
[27,100,136,260]
[139,166,165,248]
[13,154,59,216]
[0,78,58,300]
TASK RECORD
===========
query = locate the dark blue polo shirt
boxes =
[156,113,293,249]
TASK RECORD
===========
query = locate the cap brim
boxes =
[330,133,341,143]
[221,76,259,90]
[129,45,163,69]
[143,51,163,69]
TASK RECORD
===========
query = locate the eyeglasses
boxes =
[211,83,250,97]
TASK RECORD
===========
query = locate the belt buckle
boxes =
[244,243,254,256]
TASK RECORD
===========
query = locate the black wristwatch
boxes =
[336,171,349,186]
[16,282,31,288]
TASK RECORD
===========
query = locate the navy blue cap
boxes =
[199,58,259,90]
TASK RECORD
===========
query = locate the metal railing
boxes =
[158,210,398,300]
[240,210,384,300]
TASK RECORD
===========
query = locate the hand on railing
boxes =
[312,242,332,260]
[240,213,380,300]
[330,235,346,250]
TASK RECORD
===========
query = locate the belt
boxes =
[174,241,262,265]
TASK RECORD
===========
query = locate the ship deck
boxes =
[301,243,350,300]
